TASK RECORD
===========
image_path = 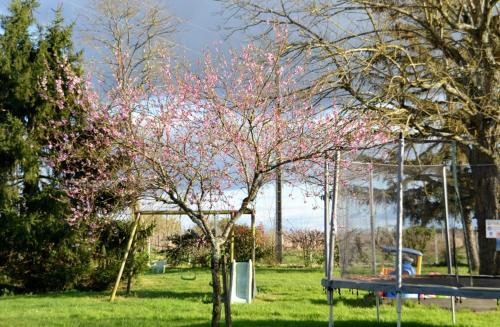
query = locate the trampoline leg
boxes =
[375,295,380,323]
[328,289,334,327]
[396,292,402,327]
[450,296,456,324]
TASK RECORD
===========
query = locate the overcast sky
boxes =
[0,0,242,61]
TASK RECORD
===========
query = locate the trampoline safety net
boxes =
[322,140,500,299]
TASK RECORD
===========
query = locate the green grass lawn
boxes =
[0,267,498,326]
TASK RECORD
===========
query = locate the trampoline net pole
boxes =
[328,150,340,282]
[395,135,404,326]
[369,168,377,274]
[370,167,381,323]
[328,289,334,327]
[324,156,330,278]
[443,166,453,272]
[326,151,340,327]
[451,299,456,324]
[376,296,380,323]
[396,292,402,327]
[443,166,457,324]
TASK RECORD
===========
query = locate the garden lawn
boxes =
[0,267,498,326]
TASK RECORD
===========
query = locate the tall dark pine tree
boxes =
[0,0,91,291]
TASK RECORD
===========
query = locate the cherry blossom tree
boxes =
[42,62,143,227]
[52,40,381,326]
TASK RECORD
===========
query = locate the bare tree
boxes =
[222,0,499,274]
[80,0,177,301]
[286,229,324,267]
[84,0,177,91]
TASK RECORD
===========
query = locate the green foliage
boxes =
[0,0,88,292]
[230,224,274,262]
[164,229,211,267]
[78,219,154,291]
[403,226,435,252]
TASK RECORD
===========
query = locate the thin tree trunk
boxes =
[210,243,222,327]
[464,213,480,271]
[126,242,136,295]
[221,255,232,327]
[275,166,283,263]
[470,149,499,275]
[455,145,480,271]
[126,218,141,295]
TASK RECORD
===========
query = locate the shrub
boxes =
[230,223,274,263]
[164,229,211,267]
[0,210,96,292]
[77,219,153,291]
[403,226,435,252]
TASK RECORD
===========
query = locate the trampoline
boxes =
[321,137,500,326]
[322,275,500,299]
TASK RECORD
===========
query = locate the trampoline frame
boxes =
[321,276,500,300]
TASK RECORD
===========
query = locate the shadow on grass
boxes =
[57,317,447,327]
[0,289,108,300]
[224,320,446,327]
[310,297,376,308]
[4,290,212,306]
[1,284,212,302]
[126,289,211,300]
[256,267,321,274]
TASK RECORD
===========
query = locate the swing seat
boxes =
[180,271,197,280]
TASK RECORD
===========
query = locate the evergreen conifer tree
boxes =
[0,0,91,291]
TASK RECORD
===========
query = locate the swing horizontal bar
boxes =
[138,209,254,216]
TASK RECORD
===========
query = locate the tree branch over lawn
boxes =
[221,0,499,274]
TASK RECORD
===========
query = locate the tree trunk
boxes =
[464,213,480,271]
[470,149,499,275]
[221,255,232,327]
[126,244,135,295]
[454,154,481,272]
[210,243,222,327]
